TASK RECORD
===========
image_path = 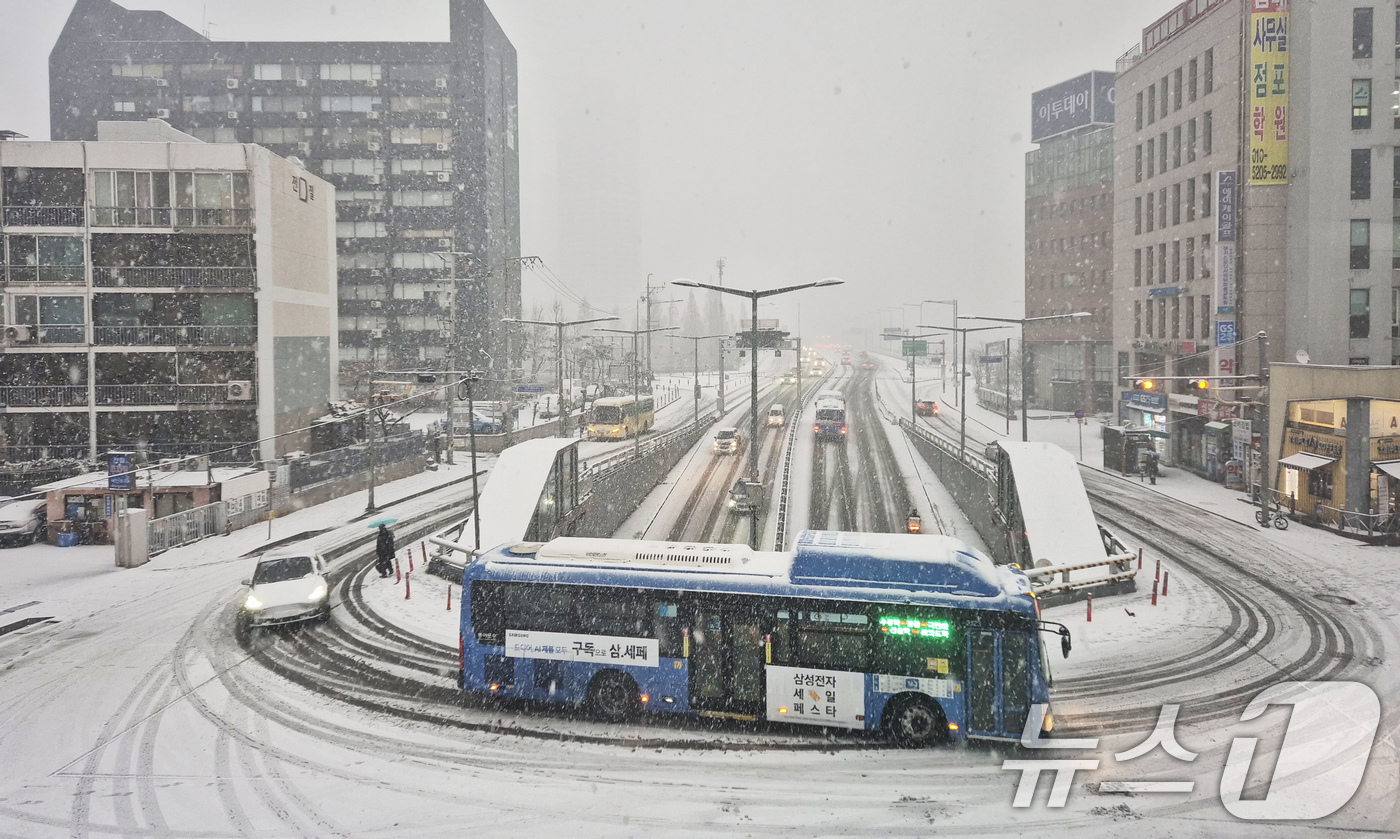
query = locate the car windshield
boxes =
[253,556,315,584]
[716,430,735,439]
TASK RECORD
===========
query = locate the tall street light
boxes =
[924,300,958,404]
[958,312,1092,443]
[918,324,1010,460]
[670,334,725,428]
[675,277,842,549]
[596,324,678,460]
[502,315,620,438]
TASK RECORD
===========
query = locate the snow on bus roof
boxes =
[792,530,1006,597]
[996,441,1105,570]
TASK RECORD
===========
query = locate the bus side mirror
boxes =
[1060,631,1072,659]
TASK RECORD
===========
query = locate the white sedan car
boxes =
[239,551,330,630]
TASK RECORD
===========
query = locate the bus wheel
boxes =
[884,695,944,748]
[587,671,640,721]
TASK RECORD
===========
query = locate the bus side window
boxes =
[796,610,871,672]
[653,602,683,658]
[575,589,648,637]
[771,609,793,664]
[469,581,503,645]
[502,583,573,633]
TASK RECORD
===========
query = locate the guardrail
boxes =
[1313,503,1400,537]
[773,371,832,550]
[1024,553,1138,597]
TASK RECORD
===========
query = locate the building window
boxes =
[389,96,452,113]
[1146,245,1155,284]
[320,95,380,113]
[1352,148,1373,199]
[1146,138,1155,178]
[1174,67,1183,111]
[336,220,388,238]
[1202,172,1212,216]
[391,189,454,207]
[1393,218,1400,268]
[1158,295,1167,337]
[3,235,84,284]
[182,94,243,113]
[1186,177,1196,221]
[1135,145,1143,183]
[1186,296,1196,340]
[1187,118,1197,163]
[1186,237,1196,280]
[389,127,453,145]
[1202,233,1213,279]
[1201,294,1211,340]
[1392,288,1400,336]
[1352,219,1372,268]
[1146,195,1155,233]
[321,158,384,176]
[1136,91,1144,129]
[1173,239,1181,282]
[1134,249,1143,286]
[1355,7,1375,59]
[181,63,243,80]
[1203,111,1213,154]
[1145,299,1154,337]
[1159,189,1167,232]
[92,170,172,225]
[112,100,136,113]
[251,96,311,113]
[1351,288,1372,338]
[1171,296,1181,339]
[111,63,169,78]
[320,63,381,81]
[1135,197,1143,234]
[1172,182,1181,225]
[1204,48,1214,94]
[1353,79,1373,129]
[1394,77,1400,127]
[1160,77,1169,119]
[8,295,85,343]
[1147,85,1156,125]
[390,159,454,174]
[1159,132,1168,172]
[251,126,316,144]
[1189,58,1198,102]
[253,64,282,80]
[186,127,239,144]
[1172,125,1182,168]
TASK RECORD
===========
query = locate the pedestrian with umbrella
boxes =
[374,523,396,577]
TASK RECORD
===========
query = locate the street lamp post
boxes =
[901,332,943,424]
[957,312,1092,442]
[596,324,678,460]
[918,324,1010,460]
[502,315,620,437]
[670,334,725,428]
[674,277,842,549]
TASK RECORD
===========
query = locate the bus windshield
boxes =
[593,406,623,423]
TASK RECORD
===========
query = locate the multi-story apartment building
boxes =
[0,119,337,464]
[1025,72,1117,414]
[49,0,521,389]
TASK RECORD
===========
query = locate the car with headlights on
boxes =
[238,551,330,630]
[712,426,742,455]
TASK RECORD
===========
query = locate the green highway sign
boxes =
[901,339,927,357]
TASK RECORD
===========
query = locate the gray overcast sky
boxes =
[0,0,1177,343]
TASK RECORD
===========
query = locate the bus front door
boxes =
[966,629,1033,739]
[690,605,765,719]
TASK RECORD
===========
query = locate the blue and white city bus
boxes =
[459,530,1071,746]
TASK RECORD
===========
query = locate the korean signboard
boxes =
[107,451,133,490]
[1121,391,1168,413]
[1030,71,1115,143]
[765,666,866,729]
[1248,0,1289,184]
[1232,418,1252,460]
[504,630,659,667]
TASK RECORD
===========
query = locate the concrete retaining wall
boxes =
[575,421,712,538]
[900,422,1010,563]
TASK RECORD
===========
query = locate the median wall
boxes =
[575,420,713,538]
[898,420,1010,563]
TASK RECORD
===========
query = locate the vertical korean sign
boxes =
[1249,0,1289,185]
[1215,170,1238,367]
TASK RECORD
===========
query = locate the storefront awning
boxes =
[1374,460,1400,480]
[1278,452,1336,471]
[1204,421,1230,430]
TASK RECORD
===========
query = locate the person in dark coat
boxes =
[375,524,396,577]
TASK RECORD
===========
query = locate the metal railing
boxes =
[1313,503,1400,536]
[88,206,252,228]
[0,444,88,462]
[0,385,88,407]
[148,501,226,555]
[24,325,86,344]
[92,266,255,288]
[93,325,257,346]
[773,371,831,550]
[2,206,85,226]
[95,383,253,405]
[2,266,86,285]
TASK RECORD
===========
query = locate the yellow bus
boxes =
[587,395,656,440]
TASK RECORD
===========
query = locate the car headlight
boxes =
[727,498,737,508]
[244,594,263,611]
[308,584,327,602]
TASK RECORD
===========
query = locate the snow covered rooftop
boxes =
[997,441,1106,569]
[34,466,265,493]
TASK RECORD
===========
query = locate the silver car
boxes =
[239,551,330,630]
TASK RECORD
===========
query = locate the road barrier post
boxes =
[447,585,453,611]
[1162,571,1169,596]
[1086,593,1093,622]
[405,572,411,600]
[395,556,401,583]
[1151,577,1158,606]
[1137,548,1142,570]
[1154,558,1160,583]
[409,550,414,573]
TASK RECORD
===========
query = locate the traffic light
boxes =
[1188,379,1211,390]
[1132,378,1157,391]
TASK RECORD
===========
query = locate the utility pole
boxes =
[672,334,724,428]
[433,251,477,465]
[716,258,726,414]
[919,324,1008,460]
[502,315,620,437]
[1257,331,1271,529]
[676,276,843,548]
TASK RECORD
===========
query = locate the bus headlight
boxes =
[244,594,263,611]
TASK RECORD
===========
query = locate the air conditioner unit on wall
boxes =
[370,300,382,308]
[370,328,385,339]
[184,455,210,472]
[226,78,239,89]
[365,79,378,88]
[434,78,448,89]
[435,171,450,182]
[296,78,308,87]
[434,111,449,120]
[296,111,308,119]
[366,111,380,120]
[437,238,451,247]
[154,78,168,87]
[368,174,381,184]
[3,325,32,344]
[156,109,170,118]
[434,142,448,151]
[367,142,380,151]
[297,142,310,153]
[226,110,238,119]
[227,380,254,401]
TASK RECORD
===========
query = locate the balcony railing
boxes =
[93,266,256,289]
[2,206,85,226]
[2,266,86,285]
[89,206,253,228]
[93,325,257,346]
[95,383,255,405]
[15,325,87,344]
[0,444,89,462]
[0,385,88,407]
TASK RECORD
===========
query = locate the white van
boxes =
[767,404,786,427]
